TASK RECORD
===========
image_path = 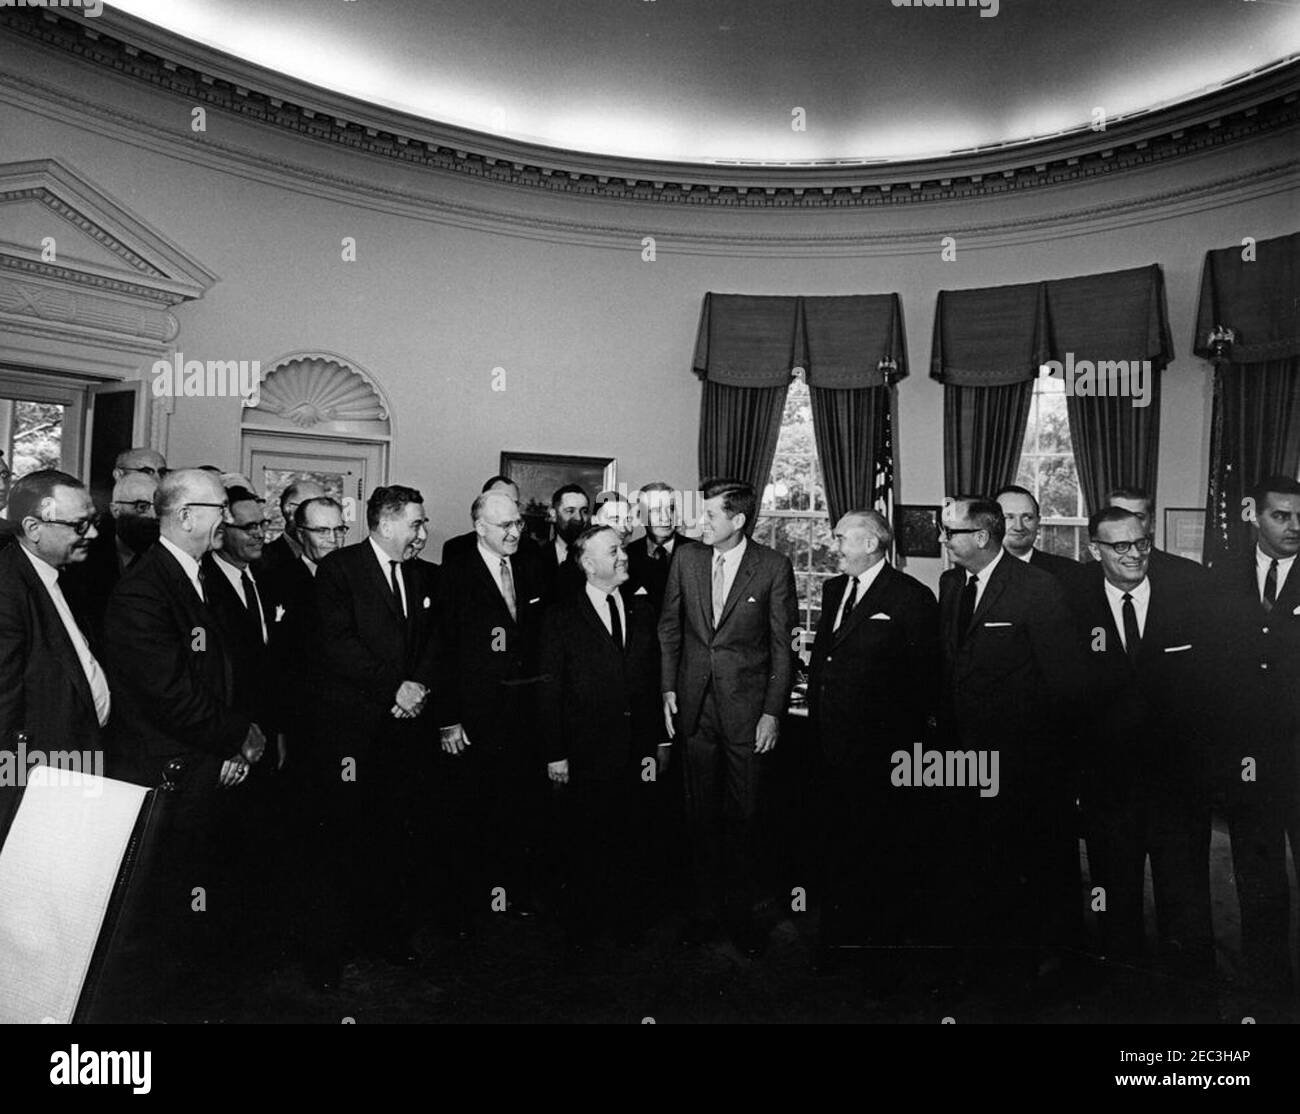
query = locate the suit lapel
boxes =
[1275,556,1300,616]
[695,546,715,633]
[17,554,97,719]
[365,546,407,627]
[968,556,1011,633]
[470,549,516,628]
[716,543,759,631]
[833,564,891,647]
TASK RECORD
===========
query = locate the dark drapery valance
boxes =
[930,264,1173,386]
[692,292,908,388]
[1194,231,1300,364]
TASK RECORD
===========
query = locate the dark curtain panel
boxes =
[942,380,1034,497]
[1065,365,1164,515]
[810,385,889,525]
[1205,357,1300,564]
[697,379,788,500]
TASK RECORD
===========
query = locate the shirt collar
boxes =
[301,553,318,577]
[478,539,509,575]
[848,558,887,595]
[712,534,747,567]
[585,580,621,610]
[1104,575,1150,604]
[369,535,400,574]
[969,546,1004,583]
[159,535,203,589]
[1010,547,1034,563]
[213,551,251,590]
[18,543,59,588]
[1256,545,1297,572]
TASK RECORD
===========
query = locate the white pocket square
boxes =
[747,596,757,603]
[1163,644,1191,653]
[529,597,541,605]
[423,596,432,609]
[274,605,286,622]
[1293,604,1300,615]
[983,621,1012,628]
[870,612,891,620]
[635,586,649,596]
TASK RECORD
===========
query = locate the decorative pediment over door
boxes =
[0,158,217,444]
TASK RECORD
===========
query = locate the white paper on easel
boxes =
[0,766,147,1024]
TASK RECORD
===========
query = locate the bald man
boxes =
[103,469,266,1000]
[258,480,328,579]
[807,510,938,971]
[112,446,167,482]
[65,471,160,641]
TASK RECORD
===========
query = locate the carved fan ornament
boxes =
[254,357,388,428]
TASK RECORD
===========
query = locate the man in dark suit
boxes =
[627,481,694,613]
[808,509,938,967]
[938,496,1088,985]
[1209,474,1300,999]
[0,470,110,752]
[659,478,798,955]
[1072,508,1216,992]
[441,475,519,563]
[434,489,548,932]
[540,525,665,949]
[534,483,590,603]
[995,484,1083,587]
[310,484,438,988]
[64,471,159,642]
[1107,486,1208,585]
[257,480,326,580]
[102,469,266,997]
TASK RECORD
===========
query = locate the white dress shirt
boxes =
[301,553,319,578]
[586,582,627,644]
[20,546,111,727]
[1103,575,1151,651]
[370,536,407,617]
[478,540,515,612]
[711,535,748,609]
[159,535,206,602]
[1256,546,1296,603]
[968,546,1005,612]
[212,553,268,644]
[646,534,678,561]
[834,558,887,631]
[554,537,569,566]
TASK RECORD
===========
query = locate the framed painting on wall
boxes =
[500,451,616,546]
[1164,508,1205,565]
[895,504,943,558]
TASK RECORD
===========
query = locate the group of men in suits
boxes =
[2,446,1299,1011]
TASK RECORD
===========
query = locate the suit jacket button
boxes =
[825,656,832,662]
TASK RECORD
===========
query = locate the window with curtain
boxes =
[754,375,836,628]
[1015,373,1087,559]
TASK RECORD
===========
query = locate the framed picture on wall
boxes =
[895,504,943,558]
[1164,508,1205,564]
[500,451,616,546]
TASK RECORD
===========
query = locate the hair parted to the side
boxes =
[367,484,423,531]
[5,469,84,525]
[701,478,756,529]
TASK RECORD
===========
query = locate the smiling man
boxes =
[994,484,1081,587]
[1070,507,1216,990]
[540,525,663,952]
[658,477,797,957]
[0,469,110,749]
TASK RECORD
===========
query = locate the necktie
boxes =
[388,560,406,618]
[195,565,207,605]
[241,570,265,645]
[652,544,666,565]
[837,576,858,630]
[1122,591,1141,663]
[607,592,624,648]
[499,557,517,622]
[1263,559,1278,613]
[957,573,978,642]
[712,553,726,625]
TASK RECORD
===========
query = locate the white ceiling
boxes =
[107,0,1300,165]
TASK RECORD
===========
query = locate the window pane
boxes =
[1022,394,1040,455]
[810,516,835,573]
[776,518,810,569]
[1040,523,1085,561]
[11,400,65,475]
[1037,393,1071,455]
[1038,456,1078,519]
[754,515,777,547]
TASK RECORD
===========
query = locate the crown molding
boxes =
[3,5,1299,215]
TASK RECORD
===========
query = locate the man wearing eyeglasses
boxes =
[434,489,549,935]
[937,495,1086,994]
[1106,486,1208,587]
[0,469,111,752]
[309,484,439,988]
[1071,507,1216,1002]
[66,471,160,643]
[102,468,266,1003]
[111,446,167,483]
[257,480,327,580]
